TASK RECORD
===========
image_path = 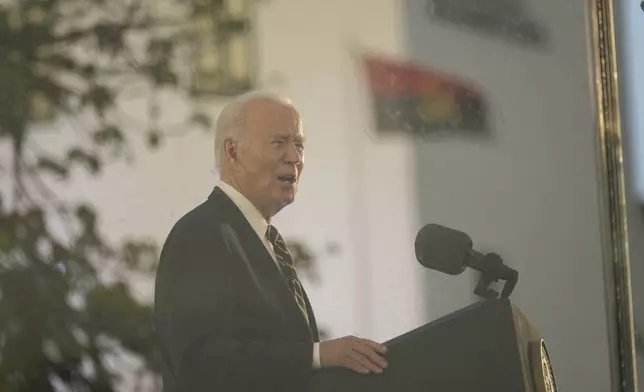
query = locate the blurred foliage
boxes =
[0,0,260,391]
[0,200,162,391]
[286,240,321,286]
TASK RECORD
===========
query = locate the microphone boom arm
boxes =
[468,252,519,299]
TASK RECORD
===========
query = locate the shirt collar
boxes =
[217,181,269,240]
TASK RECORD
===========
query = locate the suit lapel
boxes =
[208,187,314,340]
[302,289,320,341]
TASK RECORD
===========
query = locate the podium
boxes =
[308,298,557,392]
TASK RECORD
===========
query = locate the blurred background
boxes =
[0,0,643,391]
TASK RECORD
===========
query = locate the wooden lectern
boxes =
[308,298,557,392]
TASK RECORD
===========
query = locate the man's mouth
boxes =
[278,175,297,184]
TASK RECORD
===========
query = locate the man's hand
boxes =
[319,336,388,374]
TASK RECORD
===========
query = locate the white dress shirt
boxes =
[217,181,321,369]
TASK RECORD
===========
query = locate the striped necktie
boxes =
[266,225,310,327]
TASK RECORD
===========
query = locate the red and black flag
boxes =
[363,55,487,136]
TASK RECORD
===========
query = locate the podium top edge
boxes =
[385,298,515,346]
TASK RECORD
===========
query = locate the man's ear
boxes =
[224,139,237,163]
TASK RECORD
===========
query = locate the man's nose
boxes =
[284,142,303,164]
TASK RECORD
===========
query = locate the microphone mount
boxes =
[467,251,518,299]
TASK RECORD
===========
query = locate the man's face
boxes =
[227,99,305,219]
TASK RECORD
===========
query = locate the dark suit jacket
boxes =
[154,186,319,392]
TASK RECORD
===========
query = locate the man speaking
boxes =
[154,92,388,391]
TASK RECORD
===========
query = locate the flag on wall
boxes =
[362,55,488,136]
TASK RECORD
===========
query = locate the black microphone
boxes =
[415,224,518,299]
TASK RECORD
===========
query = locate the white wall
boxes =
[403,0,613,391]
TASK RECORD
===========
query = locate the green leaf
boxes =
[120,240,158,272]
[218,19,250,34]
[67,148,101,175]
[147,38,174,59]
[190,112,212,130]
[146,38,178,87]
[75,205,97,230]
[148,64,178,87]
[37,157,69,179]
[94,23,125,54]
[85,283,155,355]
[0,211,18,252]
[92,126,124,147]
[51,242,71,264]
[45,55,78,72]
[80,64,96,78]
[82,85,114,115]
[146,130,162,149]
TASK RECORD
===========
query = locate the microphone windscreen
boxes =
[414,224,473,275]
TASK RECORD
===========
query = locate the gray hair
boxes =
[213,91,293,170]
